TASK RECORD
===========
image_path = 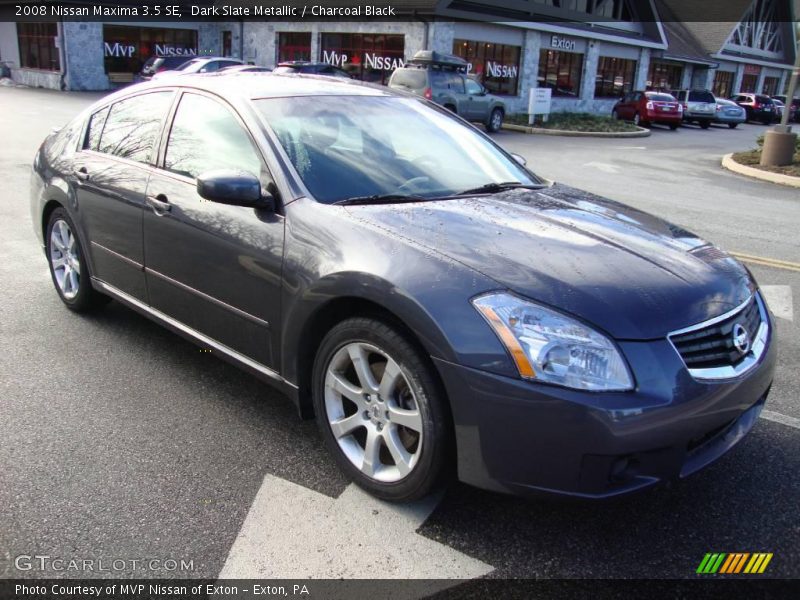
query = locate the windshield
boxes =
[255,95,539,204]
[647,93,676,102]
[175,59,202,71]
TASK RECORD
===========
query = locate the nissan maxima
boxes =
[30,73,776,501]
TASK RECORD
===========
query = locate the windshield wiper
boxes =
[455,181,545,196]
[333,194,430,206]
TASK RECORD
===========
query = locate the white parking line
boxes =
[760,285,794,321]
[582,161,620,173]
[761,410,800,430]
[219,474,493,583]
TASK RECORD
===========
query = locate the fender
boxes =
[280,270,458,385]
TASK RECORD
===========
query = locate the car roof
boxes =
[99,72,393,104]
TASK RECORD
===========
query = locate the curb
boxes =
[721,153,800,188]
[502,123,650,138]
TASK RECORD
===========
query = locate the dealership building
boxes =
[0,0,797,114]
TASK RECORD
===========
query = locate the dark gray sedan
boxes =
[31,73,775,501]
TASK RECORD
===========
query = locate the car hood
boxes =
[345,184,755,340]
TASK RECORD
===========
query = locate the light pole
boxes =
[760,32,800,166]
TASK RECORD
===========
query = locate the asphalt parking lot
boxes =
[0,85,798,584]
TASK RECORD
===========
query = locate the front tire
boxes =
[312,317,450,502]
[45,208,108,312]
[486,108,504,133]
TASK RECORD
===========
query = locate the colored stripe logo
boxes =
[697,552,773,574]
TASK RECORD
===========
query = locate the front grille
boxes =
[670,296,762,370]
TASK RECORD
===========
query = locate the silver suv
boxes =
[388,51,506,132]
[673,89,717,129]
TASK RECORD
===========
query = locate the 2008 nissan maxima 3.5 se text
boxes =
[31,73,776,501]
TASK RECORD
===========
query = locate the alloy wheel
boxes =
[49,219,80,300]
[491,110,503,130]
[323,342,423,483]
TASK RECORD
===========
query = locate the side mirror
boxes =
[196,169,273,209]
[511,153,527,166]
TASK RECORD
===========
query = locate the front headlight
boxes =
[472,292,634,391]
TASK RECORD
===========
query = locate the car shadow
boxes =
[417,420,799,578]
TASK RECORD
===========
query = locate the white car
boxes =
[152,57,243,79]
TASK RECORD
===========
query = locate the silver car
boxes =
[714,98,747,129]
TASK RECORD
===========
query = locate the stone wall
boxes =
[242,21,426,68]
[62,22,109,91]
[10,68,62,90]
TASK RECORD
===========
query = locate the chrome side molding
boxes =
[91,278,296,390]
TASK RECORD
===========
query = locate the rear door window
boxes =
[465,78,482,95]
[84,106,110,151]
[97,91,173,164]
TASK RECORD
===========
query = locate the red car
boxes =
[612,91,683,129]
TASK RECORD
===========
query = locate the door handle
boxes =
[146,194,171,214]
[74,167,89,181]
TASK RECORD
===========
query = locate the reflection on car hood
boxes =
[345,183,754,340]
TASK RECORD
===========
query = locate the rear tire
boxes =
[728,123,738,129]
[612,109,620,120]
[45,207,109,312]
[669,123,679,130]
[312,317,451,502]
[699,120,711,129]
[486,108,504,133]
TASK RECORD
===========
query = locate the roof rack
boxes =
[406,50,468,72]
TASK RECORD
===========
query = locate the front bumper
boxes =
[435,311,776,499]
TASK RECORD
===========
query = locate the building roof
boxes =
[656,0,798,67]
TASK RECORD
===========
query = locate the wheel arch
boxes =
[285,282,456,421]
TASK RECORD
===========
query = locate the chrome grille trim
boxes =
[668,293,770,381]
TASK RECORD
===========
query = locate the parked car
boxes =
[220,64,272,73]
[673,89,717,128]
[611,90,682,129]
[139,56,193,81]
[388,50,506,133]
[31,73,775,502]
[771,95,800,122]
[151,57,243,79]
[772,99,785,121]
[713,98,747,128]
[272,61,351,78]
[730,93,777,125]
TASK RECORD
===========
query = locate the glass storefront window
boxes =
[277,32,311,62]
[762,76,779,97]
[103,25,197,76]
[646,61,682,92]
[740,73,758,93]
[595,56,637,98]
[713,71,734,98]
[17,22,60,71]
[453,39,521,96]
[537,49,582,97]
[319,33,405,84]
